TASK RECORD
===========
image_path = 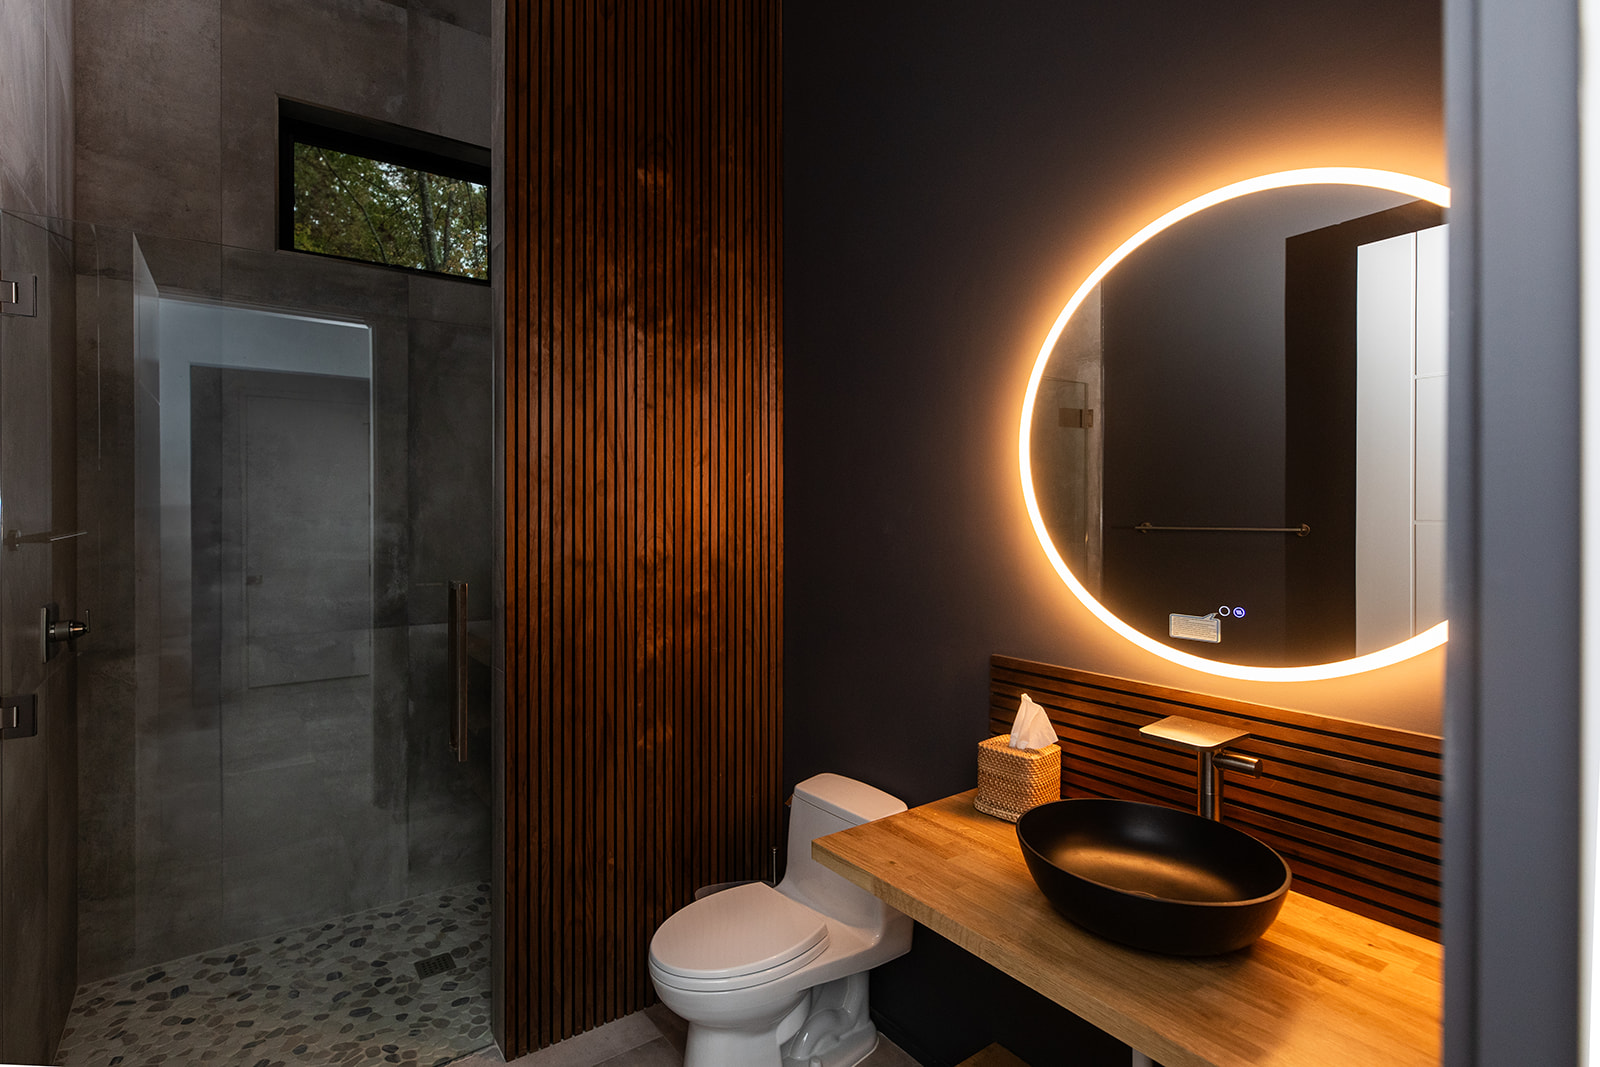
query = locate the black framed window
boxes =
[279,100,490,282]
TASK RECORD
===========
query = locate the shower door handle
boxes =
[447,580,468,763]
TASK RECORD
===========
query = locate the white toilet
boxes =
[648,773,913,1067]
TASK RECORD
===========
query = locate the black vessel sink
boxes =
[1016,798,1291,956]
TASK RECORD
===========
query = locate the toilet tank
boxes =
[780,773,907,930]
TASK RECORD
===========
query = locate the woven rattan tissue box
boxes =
[974,734,1061,822]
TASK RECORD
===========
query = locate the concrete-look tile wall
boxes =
[0,0,73,217]
[72,0,494,981]
[75,0,490,246]
[0,0,77,1060]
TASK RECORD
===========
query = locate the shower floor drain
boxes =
[415,953,458,979]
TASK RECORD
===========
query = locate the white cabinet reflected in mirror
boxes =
[1356,225,1448,655]
[1021,170,1451,679]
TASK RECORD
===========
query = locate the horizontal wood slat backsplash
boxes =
[502,2,783,1055]
[990,655,1442,940]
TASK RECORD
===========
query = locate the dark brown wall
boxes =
[500,1,782,1054]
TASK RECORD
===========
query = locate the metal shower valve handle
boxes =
[48,618,90,642]
[39,605,90,663]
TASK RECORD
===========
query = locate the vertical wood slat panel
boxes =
[500,2,782,1056]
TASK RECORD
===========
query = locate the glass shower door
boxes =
[57,219,496,1065]
[0,208,84,1066]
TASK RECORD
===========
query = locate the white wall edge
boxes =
[1579,0,1600,1062]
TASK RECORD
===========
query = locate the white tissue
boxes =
[1008,693,1059,750]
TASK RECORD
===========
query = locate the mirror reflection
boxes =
[1027,180,1448,668]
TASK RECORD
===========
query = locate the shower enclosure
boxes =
[2,208,495,1052]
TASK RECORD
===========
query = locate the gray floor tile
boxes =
[493,1010,664,1066]
[483,1004,924,1067]
[594,1036,680,1067]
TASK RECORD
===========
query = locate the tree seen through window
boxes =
[292,143,488,280]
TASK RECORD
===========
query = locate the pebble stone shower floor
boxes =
[53,883,492,1067]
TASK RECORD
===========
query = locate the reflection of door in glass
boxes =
[236,376,371,688]
[191,366,385,933]
[1032,377,1092,579]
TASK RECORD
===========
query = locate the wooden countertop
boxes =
[813,791,1441,1067]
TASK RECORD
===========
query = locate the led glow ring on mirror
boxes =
[1020,168,1450,682]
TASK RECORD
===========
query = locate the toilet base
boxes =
[780,973,878,1067]
[679,990,811,1067]
[670,970,885,1067]
[685,1024,792,1067]
[783,1024,878,1067]
[679,1012,881,1067]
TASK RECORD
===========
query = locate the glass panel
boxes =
[0,208,83,1063]
[40,211,494,1061]
[174,302,380,938]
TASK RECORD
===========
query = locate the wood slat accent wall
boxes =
[990,655,1443,940]
[501,2,783,1055]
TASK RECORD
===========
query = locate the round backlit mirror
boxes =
[1021,169,1450,680]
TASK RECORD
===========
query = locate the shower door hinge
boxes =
[1,695,38,740]
[0,273,38,317]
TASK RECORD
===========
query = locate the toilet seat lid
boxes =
[650,882,829,982]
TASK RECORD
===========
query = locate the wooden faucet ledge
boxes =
[812,790,1441,1067]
